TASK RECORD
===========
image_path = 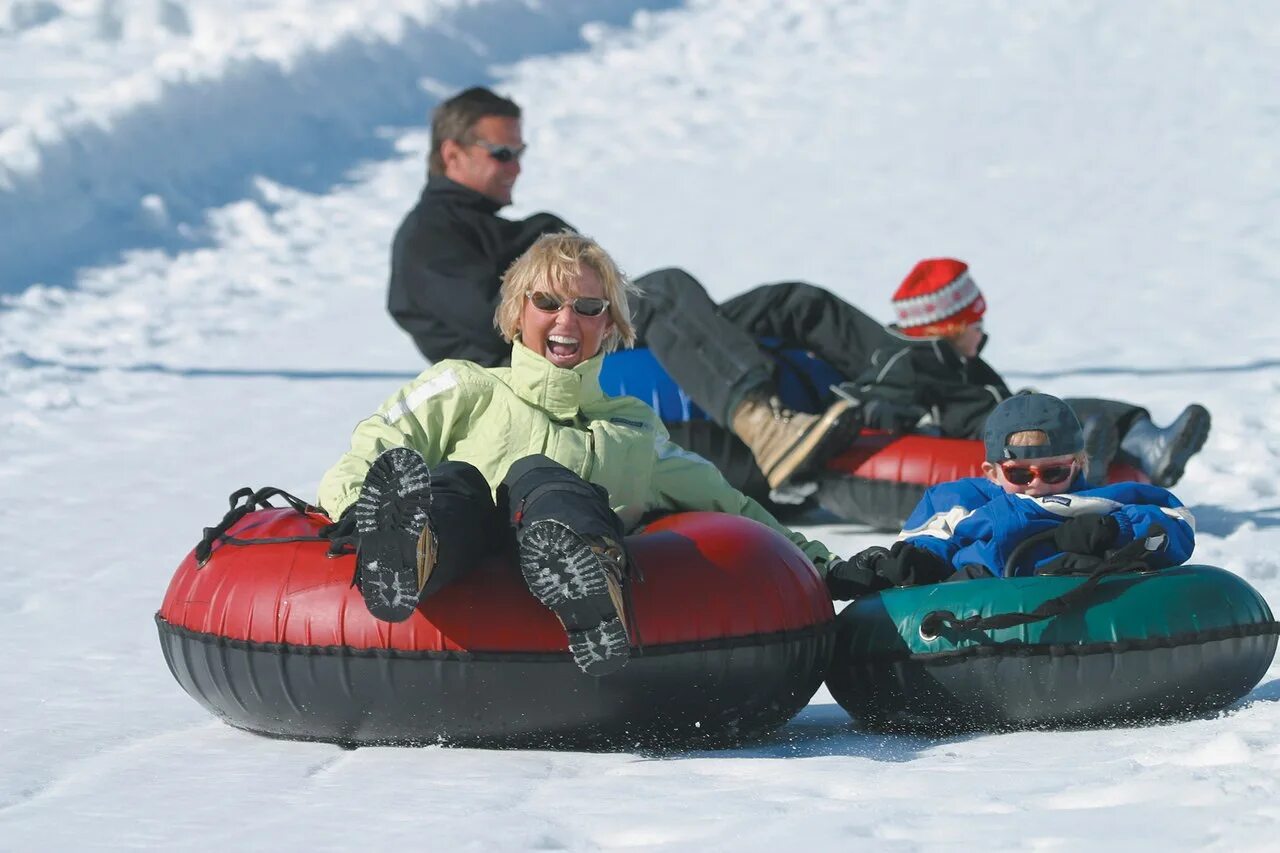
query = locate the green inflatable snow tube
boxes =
[827,565,1279,733]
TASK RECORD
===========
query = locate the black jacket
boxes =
[851,332,1013,439]
[388,176,572,366]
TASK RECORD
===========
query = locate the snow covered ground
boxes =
[3,0,1280,848]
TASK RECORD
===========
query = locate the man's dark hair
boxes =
[428,87,521,176]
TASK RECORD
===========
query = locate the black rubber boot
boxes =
[352,447,436,622]
[1081,415,1119,486]
[1118,405,1211,488]
[500,455,634,677]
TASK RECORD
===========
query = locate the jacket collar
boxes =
[509,341,606,421]
[423,174,505,214]
[887,325,968,372]
[886,323,988,363]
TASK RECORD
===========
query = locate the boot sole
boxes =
[518,519,630,677]
[356,532,426,622]
[1150,405,1211,488]
[762,399,859,489]
[353,447,433,623]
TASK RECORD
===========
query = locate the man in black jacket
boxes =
[388,89,566,367]
[387,86,884,489]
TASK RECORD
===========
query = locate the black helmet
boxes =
[983,393,1083,462]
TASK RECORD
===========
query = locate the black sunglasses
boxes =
[527,290,610,317]
[471,140,527,163]
[1000,460,1076,486]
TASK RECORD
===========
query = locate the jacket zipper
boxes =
[581,418,595,480]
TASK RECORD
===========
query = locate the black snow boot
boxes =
[352,447,438,622]
[518,520,631,677]
[1081,415,1119,486]
[1118,404,1212,488]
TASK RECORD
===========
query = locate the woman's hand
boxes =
[824,550,892,600]
[825,542,954,599]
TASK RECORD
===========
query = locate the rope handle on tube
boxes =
[919,523,1167,639]
[194,486,334,567]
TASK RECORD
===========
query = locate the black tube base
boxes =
[158,616,833,750]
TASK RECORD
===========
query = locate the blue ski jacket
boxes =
[899,476,1196,577]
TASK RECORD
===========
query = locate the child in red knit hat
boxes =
[891,258,987,357]
[840,258,1211,488]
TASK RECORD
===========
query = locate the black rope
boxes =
[194,486,331,567]
[1003,528,1065,578]
[919,524,1167,638]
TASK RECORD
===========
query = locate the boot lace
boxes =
[765,394,799,424]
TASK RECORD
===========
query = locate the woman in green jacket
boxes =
[319,233,842,676]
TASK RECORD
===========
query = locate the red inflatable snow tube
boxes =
[156,507,835,748]
[812,433,1148,531]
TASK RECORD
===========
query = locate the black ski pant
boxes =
[1062,398,1150,440]
[415,455,627,601]
[630,268,894,425]
[627,268,1153,446]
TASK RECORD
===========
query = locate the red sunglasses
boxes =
[1000,460,1077,486]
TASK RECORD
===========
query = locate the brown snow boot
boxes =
[731,391,859,489]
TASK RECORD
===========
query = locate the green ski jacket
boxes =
[318,342,835,570]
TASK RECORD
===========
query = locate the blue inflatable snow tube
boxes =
[599,343,844,422]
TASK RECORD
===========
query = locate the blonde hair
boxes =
[1006,429,1049,447]
[1006,429,1086,463]
[494,232,640,354]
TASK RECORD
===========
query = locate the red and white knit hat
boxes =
[892,258,985,337]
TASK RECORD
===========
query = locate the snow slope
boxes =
[0,0,681,292]
[3,0,1280,849]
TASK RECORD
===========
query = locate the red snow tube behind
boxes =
[156,507,834,748]
[813,433,1148,531]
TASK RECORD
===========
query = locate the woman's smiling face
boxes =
[518,263,615,369]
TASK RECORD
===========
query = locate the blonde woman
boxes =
[319,233,844,676]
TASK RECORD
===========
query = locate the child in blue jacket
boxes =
[826,393,1196,599]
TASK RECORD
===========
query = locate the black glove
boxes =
[1052,515,1119,556]
[830,384,925,434]
[876,541,955,587]
[824,550,893,600]
[861,399,927,433]
[1036,552,1106,576]
[825,543,955,599]
[949,563,996,581]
